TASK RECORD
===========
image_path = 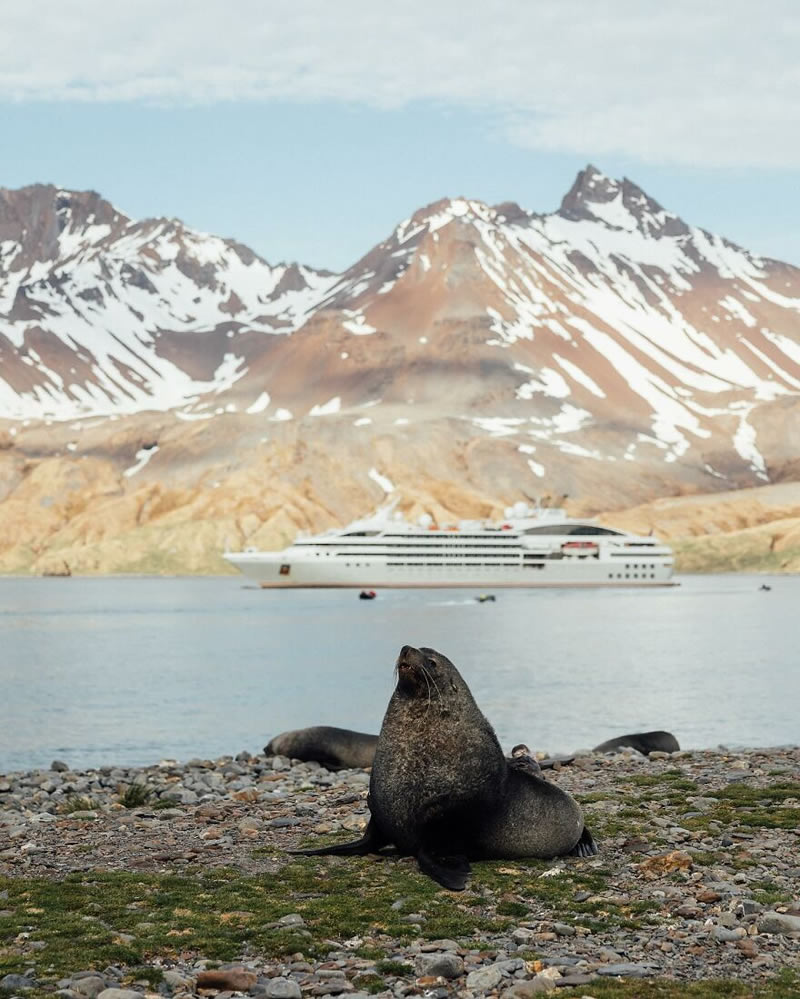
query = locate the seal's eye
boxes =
[426,657,437,669]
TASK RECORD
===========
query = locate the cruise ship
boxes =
[224,504,675,588]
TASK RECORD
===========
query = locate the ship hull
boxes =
[224,553,675,588]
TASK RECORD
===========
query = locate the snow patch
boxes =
[309,397,341,416]
[516,367,571,400]
[246,391,271,414]
[527,458,545,478]
[342,314,376,335]
[368,468,395,493]
[123,445,159,477]
[553,355,606,397]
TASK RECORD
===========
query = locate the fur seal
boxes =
[593,730,680,756]
[509,745,576,772]
[265,726,378,770]
[293,645,596,889]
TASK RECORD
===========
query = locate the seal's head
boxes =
[394,645,468,709]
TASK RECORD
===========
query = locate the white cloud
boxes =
[3,1,799,167]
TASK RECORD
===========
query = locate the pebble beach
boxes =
[1,745,799,998]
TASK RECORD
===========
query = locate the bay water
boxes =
[0,574,796,773]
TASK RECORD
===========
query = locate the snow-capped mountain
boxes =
[0,184,336,419]
[2,168,800,492]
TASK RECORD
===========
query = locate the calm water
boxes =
[0,575,797,773]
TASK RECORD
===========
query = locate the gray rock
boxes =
[502,975,555,996]
[738,899,764,916]
[554,973,597,987]
[161,971,190,990]
[421,939,460,952]
[596,963,658,978]
[51,760,69,772]
[1,974,36,990]
[96,990,144,999]
[264,979,302,999]
[415,954,464,979]
[757,911,800,934]
[72,976,107,998]
[713,926,746,941]
[466,964,504,991]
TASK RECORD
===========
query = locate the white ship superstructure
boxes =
[224,506,675,588]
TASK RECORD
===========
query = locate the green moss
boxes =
[375,960,413,976]
[0,860,507,982]
[555,971,799,997]
[125,967,163,988]
[351,973,387,993]
[680,781,800,834]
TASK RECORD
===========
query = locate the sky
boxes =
[2,0,800,272]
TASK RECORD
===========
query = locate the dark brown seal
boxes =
[293,645,596,889]
[265,726,377,770]
[593,731,680,756]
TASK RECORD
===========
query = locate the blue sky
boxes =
[2,2,799,271]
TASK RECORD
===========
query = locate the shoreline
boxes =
[3,742,800,783]
[2,745,799,997]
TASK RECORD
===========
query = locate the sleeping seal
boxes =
[593,731,680,756]
[293,645,596,889]
[265,726,377,770]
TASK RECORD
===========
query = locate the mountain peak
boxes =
[559,165,689,238]
[408,196,494,227]
[0,183,129,271]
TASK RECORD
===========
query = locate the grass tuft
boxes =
[59,795,100,814]
[118,783,152,808]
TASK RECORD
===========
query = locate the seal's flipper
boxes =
[539,756,575,770]
[507,752,542,778]
[570,826,598,858]
[417,847,471,891]
[291,818,386,857]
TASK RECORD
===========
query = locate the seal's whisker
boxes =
[418,663,444,714]
[419,664,433,713]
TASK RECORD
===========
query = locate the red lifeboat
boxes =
[561,540,599,556]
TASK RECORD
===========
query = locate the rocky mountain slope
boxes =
[1,167,799,573]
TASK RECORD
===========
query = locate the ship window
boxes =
[523,524,623,536]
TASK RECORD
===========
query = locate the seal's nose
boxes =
[397,645,420,670]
